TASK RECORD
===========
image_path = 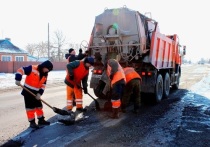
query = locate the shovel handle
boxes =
[77,85,100,110]
[20,84,53,109]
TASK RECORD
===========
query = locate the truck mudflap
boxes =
[141,73,156,93]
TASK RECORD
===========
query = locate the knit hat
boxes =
[69,48,74,54]
[84,57,94,66]
[40,60,53,71]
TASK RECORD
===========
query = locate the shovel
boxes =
[86,92,101,111]
[20,84,72,116]
[77,85,101,111]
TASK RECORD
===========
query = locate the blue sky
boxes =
[0,0,209,62]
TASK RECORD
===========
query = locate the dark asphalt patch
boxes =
[1,140,24,147]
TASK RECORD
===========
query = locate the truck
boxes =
[86,6,186,103]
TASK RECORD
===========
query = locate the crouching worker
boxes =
[106,59,126,119]
[64,57,94,112]
[15,60,53,128]
[121,67,142,114]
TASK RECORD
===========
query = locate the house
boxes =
[37,57,49,62]
[0,38,28,61]
[27,54,38,61]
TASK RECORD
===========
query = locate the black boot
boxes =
[38,116,50,126]
[109,108,119,119]
[29,119,39,129]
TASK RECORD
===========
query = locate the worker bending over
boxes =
[106,59,126,119]
[121,67,142,114]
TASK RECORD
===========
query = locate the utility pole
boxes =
[1,30,4,38]
[48,23,50,59]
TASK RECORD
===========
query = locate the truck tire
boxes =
[93,80,106,99]
[172,72,180,90]
[172,66,180,90]
[155,74,163,103]
[163,72,170,98]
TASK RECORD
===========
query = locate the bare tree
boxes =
[26,30,74,62]
[37,41,48,59]
[25,43,37,56]
[52,30,66,61]
[25,41,50,60]
[67,43,81,53]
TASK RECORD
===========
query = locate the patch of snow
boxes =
[190,73,210,99]
[0,70,66,89]
[181,64,193,67]
[0,69,93,90]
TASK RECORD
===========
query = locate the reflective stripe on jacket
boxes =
[123,67,141,84]
[66,61,89,85]
[24,65,47,91]
[16,67,25,76]
[106,59,126,87]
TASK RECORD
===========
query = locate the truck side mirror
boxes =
[183,45,186,55]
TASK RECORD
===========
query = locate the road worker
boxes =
[65,48,88,63]
[106,59,126,119]
[66,48,77,63]
[15,60,53,128]
[121,67,142,114]
[65,48,88,106]
[64,57,94,112]
[77,48,88,60]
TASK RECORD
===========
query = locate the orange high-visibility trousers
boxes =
[26,109,36,121]
[66,85,83,110]
[36,107,44,119]
[26,108,44,121]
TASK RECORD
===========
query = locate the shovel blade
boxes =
[53,107,72,115]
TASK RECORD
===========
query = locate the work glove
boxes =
[83,87,88,94]
[35,93,41,100]
[69,75,74,80]
[15,80,21,86]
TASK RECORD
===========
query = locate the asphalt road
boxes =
[1,64,210,147]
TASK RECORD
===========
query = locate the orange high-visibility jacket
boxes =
[123,67,141,84]
[66,61,89,85]
[17,65,47,91]
[106,59,126,87]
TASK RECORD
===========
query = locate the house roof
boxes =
[27,54,38,61]
[0,39,28,54]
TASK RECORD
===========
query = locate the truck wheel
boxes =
[93,87,101,98]
[163,72,170,99]
[93,81,106,99]
[172,65,180,90]
[155,74,163,103]
[172,72,180,90]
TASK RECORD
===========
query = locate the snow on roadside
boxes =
[0,70,66,90]
[190,73,210,99]
[0,73,16,89]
